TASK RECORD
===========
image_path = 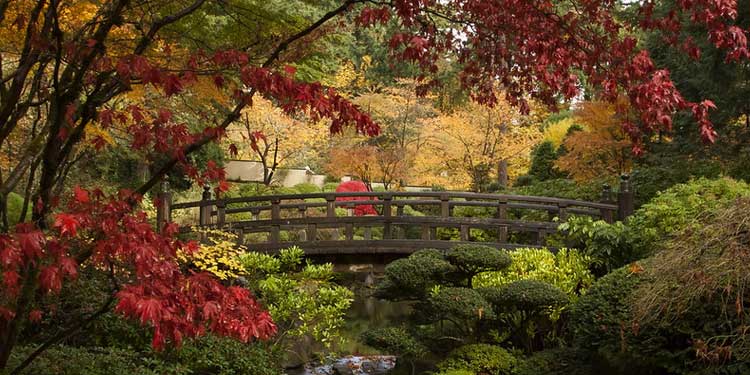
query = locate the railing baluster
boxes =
[440,193,450,217]
[460,225,469,241]
[307,224,317,242]
[345,222,354,241]
[156,180,172,233]
[497,198,507,220]
[618,174,634,221]
[326,194,336,218]
[382,193,392,240]
[216,200,226,229]
[498,225,508,243]
[600,183,614,223]
[422,224,431,240]
[298,205,307,241]
[558,202,569,222]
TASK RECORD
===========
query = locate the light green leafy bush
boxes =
[558,217,634,274]
[473,247,593,302]
[238,247,353,351]
[626,177,750,256]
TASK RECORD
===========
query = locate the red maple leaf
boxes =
[54,213,80,237]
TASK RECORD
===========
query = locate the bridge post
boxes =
[199,185,212,227]
[600,183,615,223]
[155,180,172,233]
[497,197,508,243]
[617,174,634,221]
[270,198,281,243]
[382,193,392,239]
[216,199,226,229]
[440,193,450,217]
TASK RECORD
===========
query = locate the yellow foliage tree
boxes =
[555,101,632,181]
[225,97,330,184]
[414,100,544,191]
[543,117,579,148]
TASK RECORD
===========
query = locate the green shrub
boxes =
[7,345,174,375]
[513,174,536,187]
[512,178,607,201]
[570,261,750,374]
[627,177,750,257]
[558,217,635,274]
[528,141,564,181]
[360,327,427,358]
[482,280,567,312]
[630,159,722,207]
[446,244,511,286]
[322,182,340,192]
[437,344,518,375]
[238,247,353,352]
[514,348,594,375]
[473,248,593,302]
[376,250,456,299]
[292,182,321,194]
[633,198,750,365]
[164,335,281,375]
[570,267,643,356]
[419,287,495,323]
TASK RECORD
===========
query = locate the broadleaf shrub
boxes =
[473,247,593,302]
[626,177,750,257]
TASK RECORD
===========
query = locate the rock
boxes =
[331,356,397,375]
[289,355,397,375]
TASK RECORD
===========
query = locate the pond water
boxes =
[284,271,437,375]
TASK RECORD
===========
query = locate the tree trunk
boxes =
[497,159,508,188]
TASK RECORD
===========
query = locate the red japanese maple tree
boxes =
[0,0,747,372]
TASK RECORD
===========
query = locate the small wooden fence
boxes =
[157,176,634,255]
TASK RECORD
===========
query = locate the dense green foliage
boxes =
[473,247,593,302]
[238,247,354,351]
[626,177,750,257]
[436,344,518,375]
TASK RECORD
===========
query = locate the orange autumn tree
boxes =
[556,100,633,181]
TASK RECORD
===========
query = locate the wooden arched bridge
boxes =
[156,177,633,259]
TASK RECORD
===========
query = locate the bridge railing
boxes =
[156,175,632,253]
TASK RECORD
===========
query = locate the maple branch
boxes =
[135,0,361,195]
[134,0,208,55]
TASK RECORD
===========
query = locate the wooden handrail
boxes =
[158,176,634,254]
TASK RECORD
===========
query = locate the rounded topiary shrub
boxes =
[420,287,495,323]
[484,280,568,312]
[446,244,511,284]
[437,344,518,375]
[378,250,456,299]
